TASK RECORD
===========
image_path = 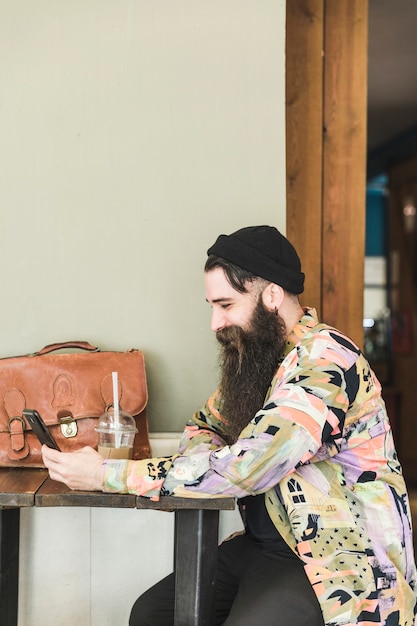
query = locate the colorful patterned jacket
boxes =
[103,308,417,625]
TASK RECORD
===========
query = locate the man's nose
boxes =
[211,309,226,332]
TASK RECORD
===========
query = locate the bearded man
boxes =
[43,226,417,626]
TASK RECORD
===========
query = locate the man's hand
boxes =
[41,445,104,491]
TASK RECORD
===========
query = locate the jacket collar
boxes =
[281,307,318,360]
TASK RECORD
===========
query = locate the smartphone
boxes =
[23,409,61,451]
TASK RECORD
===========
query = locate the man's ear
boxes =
[261,283,284,311]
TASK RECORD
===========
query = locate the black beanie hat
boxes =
[207,225,305,294]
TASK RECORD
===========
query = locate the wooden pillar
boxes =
[286,0,368,346]
[286,0,324,315]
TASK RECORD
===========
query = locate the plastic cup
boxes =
[95,408,137,459]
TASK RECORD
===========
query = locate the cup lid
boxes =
[95,409,138,434]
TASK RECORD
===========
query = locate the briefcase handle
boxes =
[35,341,100,356]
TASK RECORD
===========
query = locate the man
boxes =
[43,226,417,625]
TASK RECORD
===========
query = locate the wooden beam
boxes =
[286,0,368,346]
[322,0,368,345]
[286,0,324,315]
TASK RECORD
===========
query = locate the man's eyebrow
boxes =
[206,297,233,304]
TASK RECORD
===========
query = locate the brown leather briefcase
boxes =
[0,341,151,467]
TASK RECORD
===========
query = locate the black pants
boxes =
[129,534,324,626]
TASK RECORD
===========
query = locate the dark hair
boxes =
[205,254,300,302]
[205,254,262,293]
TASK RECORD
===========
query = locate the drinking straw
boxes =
[112,371,121,448]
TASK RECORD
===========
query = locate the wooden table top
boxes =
[0,468,48,507]
[0,468,235,511]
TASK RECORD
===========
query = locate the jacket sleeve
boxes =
[102,346,353,500]
[165,344,358,497]
[101,390,228,500]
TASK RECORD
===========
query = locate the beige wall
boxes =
[1,3,287,624]
[0,0,286,434]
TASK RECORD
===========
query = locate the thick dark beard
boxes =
[216,297,287,445]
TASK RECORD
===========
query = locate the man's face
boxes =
[205,267,287,445]
[205,267,261,333]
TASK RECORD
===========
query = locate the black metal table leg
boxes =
[174,508,219,626]
[0,508,20,626]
